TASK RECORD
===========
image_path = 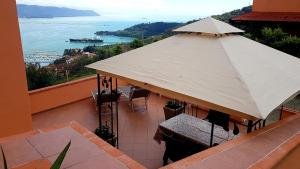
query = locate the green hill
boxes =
[95,22,183,38]
[212,6,252,23]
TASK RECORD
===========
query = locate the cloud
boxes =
[16,0,252,21]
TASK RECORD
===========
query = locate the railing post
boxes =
[97,74,102,128]
[109,77,113,140]
[210,123,215,147]
[263,119,266,127]
[280,105,284,120]
[247,120,253,133]
[116,78,119,148]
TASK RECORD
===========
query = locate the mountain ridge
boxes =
[17,4,99,18]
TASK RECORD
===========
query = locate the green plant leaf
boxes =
[1,146,8,169]
[51,140,71,169]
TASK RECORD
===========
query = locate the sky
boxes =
[16,0,252,22]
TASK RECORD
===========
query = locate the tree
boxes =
[273,36,300,57]
[261,27,287,45]
[26,63,56,90]
[130,39,144,49]
[259,27,300,58]
[83,45,96,53]
[113,45,123,55]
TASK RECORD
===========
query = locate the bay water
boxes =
[18,16,139,63]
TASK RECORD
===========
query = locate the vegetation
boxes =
[95,125,116,146]
[26,39,147,90]
[211,5,300,57]
[26,63,57,90]
[246,27,300,58]
[130,39,144,48]
[95,22,182,39]
[51,141,71,169]
[1,141,71,169]
[1,146,7,169]
[212,6,252,23]
[165,100,183,110]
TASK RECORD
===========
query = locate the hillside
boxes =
[212,5,252,23]
[95,6,252,39]
[17,4,99,18]
[95,22,183,38]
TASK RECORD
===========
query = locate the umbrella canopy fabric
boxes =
[174,17,244,35]
[87,18,300,119]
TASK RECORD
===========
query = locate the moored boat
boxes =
[69,38,103,43]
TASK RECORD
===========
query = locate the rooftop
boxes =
[232,12,300,22]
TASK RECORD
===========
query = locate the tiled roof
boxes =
[232,12,300,22]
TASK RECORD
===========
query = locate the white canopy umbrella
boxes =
[174,17,244,35]
[87,17,300,120]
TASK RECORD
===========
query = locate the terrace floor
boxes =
[31,92,300,169]
[32,93,210,169]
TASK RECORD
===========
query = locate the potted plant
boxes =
[95,124,116,147]
[163,100,184,120]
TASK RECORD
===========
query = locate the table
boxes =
[154,113,235,147]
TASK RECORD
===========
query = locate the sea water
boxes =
[18,16,139,64]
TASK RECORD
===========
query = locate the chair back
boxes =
[163,133,207,162]
[207,110,230,131]
[129,87,150,100]
[98,90,121,103]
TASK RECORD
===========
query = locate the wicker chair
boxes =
[118,86,150,111]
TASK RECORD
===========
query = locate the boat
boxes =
[69,38,103,43]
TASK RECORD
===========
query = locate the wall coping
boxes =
[161,114,300,169]
[249,132,300,169]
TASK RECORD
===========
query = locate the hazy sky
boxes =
[16,0,252,21]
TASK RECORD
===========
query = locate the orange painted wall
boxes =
[0,0,32,137]
[253,0,300,12]
[29,76,97,114]
[29,76,128,114]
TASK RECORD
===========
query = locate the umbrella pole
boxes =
[97,74,102,128]
[280,105,284,120]
[110,77,113,142]
[210,123,214,147]
[263,119,266,127]
[247,120,253,133]
[116,78,119,148]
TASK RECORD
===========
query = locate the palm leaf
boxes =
[51,140,71,169]
[1,146,8,169]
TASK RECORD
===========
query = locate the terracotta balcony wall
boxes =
[28,75,127,114]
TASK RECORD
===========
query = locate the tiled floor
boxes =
[33,94,170,169]
[31,93,300,169]
[32,93,244,169]
[0,122,144,169]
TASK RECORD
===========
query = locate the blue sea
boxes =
[18,16,139,63]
